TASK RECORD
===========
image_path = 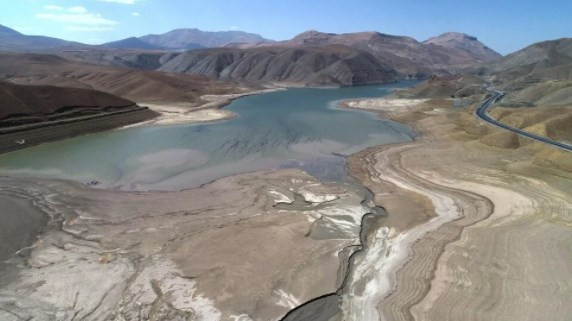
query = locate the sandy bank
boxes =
[130,88,285,127]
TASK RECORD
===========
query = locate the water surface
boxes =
[0,82,418,191]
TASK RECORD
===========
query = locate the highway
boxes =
[475,87,572,152]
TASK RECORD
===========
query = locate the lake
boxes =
[0,81,418,191]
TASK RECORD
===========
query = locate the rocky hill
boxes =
[423,32,501,63]
[0,25,503,87]
[0,53,248,104]
[229,30,502,77]
[477,38,572,107]
[0,80,135,126]
[157,45,399,86]
[479,38,572,80]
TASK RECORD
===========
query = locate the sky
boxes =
[0,0,571,55]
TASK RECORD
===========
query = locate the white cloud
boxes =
[229,26,240,31]
[131,12,140,16]
[36,12,117,26]
[67,6,88,14]
[97,0,139,4]
[44,5,63,10]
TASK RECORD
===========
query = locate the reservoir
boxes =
[0,81,418,191]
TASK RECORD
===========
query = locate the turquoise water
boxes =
[0,82,418,191]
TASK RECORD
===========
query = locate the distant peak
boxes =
[0,24,22,36]
[293,30,335,39]
[429,32,478,42]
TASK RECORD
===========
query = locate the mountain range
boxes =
[229,31,501,75]
[0,24,86,51]
[103,28,273,50]
[0,23,503,87]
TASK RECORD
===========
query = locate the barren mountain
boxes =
[0,80,135,126]
[230,30,501,76]
[477,38,572,107]
[423,32,501,62]
[0,24,87,52]
[158,45,399,86]
[102,37,166,50]
[0,52,248,103]
[133,28,272,50]
[479,38,572,80]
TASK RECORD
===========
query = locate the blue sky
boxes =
[1,0,571,54]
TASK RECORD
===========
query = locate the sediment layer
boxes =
[343,98,572,321]
[0,169,372,321]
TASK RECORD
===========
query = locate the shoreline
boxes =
[1,89,569,320]
[127,88,286,127]
[0,87,421,321]
[340,96,572,320]
[0,88,284,155]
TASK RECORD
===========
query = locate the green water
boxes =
[0,82,419,191]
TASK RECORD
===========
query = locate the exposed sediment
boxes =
[0,169,375,321]
[133,88,285,127]
[341,97,572,321]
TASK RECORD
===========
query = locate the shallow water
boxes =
[0,81,419,191]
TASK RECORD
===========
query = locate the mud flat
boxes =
[0,169,379,321]
[341,98,572,321]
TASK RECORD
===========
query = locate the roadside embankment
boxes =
[0,107,158,154]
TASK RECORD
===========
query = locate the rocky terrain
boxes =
[157,45,399,87]
[0,52,253,104]
[146,30,502,85]
[230,30,501,76]
[141,30,501,86]
[1,24,504,87]
[475,38,572,106]
[423,32,501,63]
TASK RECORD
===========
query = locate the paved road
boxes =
[475,88,572,152]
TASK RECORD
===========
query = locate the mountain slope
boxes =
[423,32,501,62]
[230,30,500,76]
[0,53,247,103]
[0,24,87,51]
[0,80,135,124]
[102,37,166,50]
[480,38,572,80]
[158,45,399,86]
[138,28,272,50]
